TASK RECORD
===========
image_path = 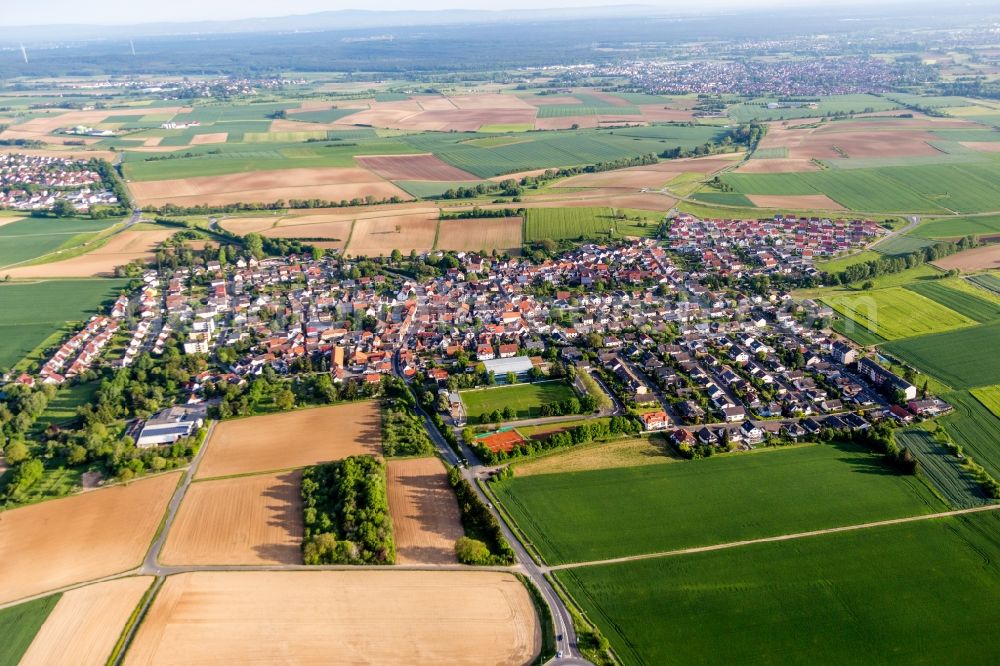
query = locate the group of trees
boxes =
[142,194,409,216]
[847,424,918,474]
[381,377,435,457]
[447,466,516,565]
[301,455,395,565]
[1,342,209,502]
[438,179,523,200]
[823,237,976,286]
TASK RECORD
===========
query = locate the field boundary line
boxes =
[548,503,1000,572]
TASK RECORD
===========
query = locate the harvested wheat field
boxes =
[555,169,679,189]
[125,571,541,666]
[736,158,821,173]
[386,458,464,565]
[219,216,282,234]
[261,218,353,248]
[188,132,228,145]
[130,168,410,208]
[933,244,1000,272]
[534,115,598,130]
[20,577,153,666]
[0,473,179,604]
[196,402,380,479]
[161,470,302,565]
[2,229,174,278]
[436,217,522,254]
[961,141,1000,153]
[357,153,479,181]
[451,94,536,110]
[747,194,845,210]
[345,212,438,257]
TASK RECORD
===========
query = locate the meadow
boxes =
[460,381,577,421]
[558,511,1000,665]
[0,278,129,370]
[969,273,1000,295]
[822,287,975,340]
[492,442,942,565]
[0,593,60,665]
[882,320,1000,389]
[971,385,1000,418]
[523,207,617,242]
[939,390,1000,480]
[727,94,901,122]
[815,250,882,273]
[894,428,988,509]
[0,217,120,269]
[904,280,1000,323]
[914,213,1000,239]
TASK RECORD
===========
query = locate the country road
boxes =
[545,503,1000,573]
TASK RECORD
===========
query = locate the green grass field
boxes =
[914,213,1000,239]
[971,385,1000,418]
[0,278,128,370]
[493,442,942,565]
[873,234,939,256]
[461,381,578,420]
[815,250,883,273]
[883,320,1000,389]
[720,161,1000,213]
[0,593,60,665]
[0,217,120,269]
[727,94,902,122]
[524,207,617,242]
[940,390,1000,480]
[905,280,1000,323]
[823,287,975,340]
[559,511,1000,665]
[894,428,989,508]
[969,273,1000,295]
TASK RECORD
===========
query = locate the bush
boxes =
[455,536,492,564]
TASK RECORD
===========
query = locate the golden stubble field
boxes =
[19,577,153,666]
[124,571,541,665]
[0,472,179,604]
[160,470,303,565]
[195,401,381,479]
[386,457,465,565]
[2,229,174,278]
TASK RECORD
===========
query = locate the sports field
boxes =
[559,511,1000,665]
[883,320,1000,389]
[460,381,578,421]
[493,442,942,565]
[823,287,975,340]
[0,278,129,369]
[125,571,541,665]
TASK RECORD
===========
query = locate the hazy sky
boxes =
[2,0,878,27]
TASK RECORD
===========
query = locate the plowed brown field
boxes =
[125,571,541,666]
[160,470,303,565]
[386,458,464,565]
[195,402,381,479]
[130,168,410,208]
[344,212,438,257]
[435,217,522,254]
[0,472,179,604]
[19,577,153,666]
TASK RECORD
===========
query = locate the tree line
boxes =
[447,465,516,565]
[469,415,642,465]
[381,376,435,457]
[822,237,976,285]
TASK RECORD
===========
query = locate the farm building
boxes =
[483,356,534,383]
[136,405,206,448]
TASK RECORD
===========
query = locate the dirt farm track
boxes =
[124,571,541,665]
[194,401,381,479]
